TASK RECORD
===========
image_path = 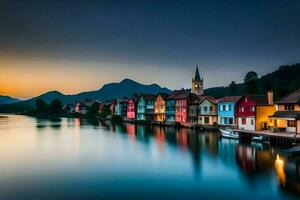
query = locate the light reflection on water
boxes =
[0,114,299,200]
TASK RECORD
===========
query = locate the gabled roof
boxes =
[270,111,300,119]
[243,94,269,105]
[218,96,242,103]
[198,96,219,105]
[156,93,169,100]
[140,94,156,101]
[276,88,300,104]
[167,89,191,99]
[129,94,140,103]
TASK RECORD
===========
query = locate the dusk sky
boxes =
[1,0,300,99]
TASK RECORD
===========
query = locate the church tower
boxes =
[191,65,203,95]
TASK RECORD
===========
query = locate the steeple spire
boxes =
[191,64,204,95]
[194,64,201,81]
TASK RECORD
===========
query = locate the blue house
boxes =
[217,96,241,127]
[114,98,128,117]
[165,91,179,123]
[137,94,155,121]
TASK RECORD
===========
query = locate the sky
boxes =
[0,0,300,99]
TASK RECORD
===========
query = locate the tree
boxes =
[87,102,100,118]
[244,71,258,94]
[244,71,258,83]
[99,105,111,118]
[35,99,47,113]
[49,99,62,114]
[228,81,237,95]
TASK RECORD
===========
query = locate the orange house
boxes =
[154,93,168,122]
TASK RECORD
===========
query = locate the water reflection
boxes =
[0,115,300,199]
[276,155,300,195]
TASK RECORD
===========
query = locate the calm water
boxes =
[0,115,299,200]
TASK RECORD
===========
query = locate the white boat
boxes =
[252,135,269,142]
[219,128,240,139]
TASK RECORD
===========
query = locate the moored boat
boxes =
[219,128,240,139]
[252,135,270,143]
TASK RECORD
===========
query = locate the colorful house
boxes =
[114,98,128,117]
[166,90,181,123]
[187,94,203,125]
[173,89,201,125]
[217,96,242,127]
[144,94,156,121]
[174,89,190,124]
[198,97,218,126]
[269,89,300,134]
[154,93,168,122]
[137,94,155,121]
[127,95,139,120]
[236,92,274,131]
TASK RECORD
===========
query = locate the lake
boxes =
[0,115,299,199]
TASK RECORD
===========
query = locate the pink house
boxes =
[127,95,139,120]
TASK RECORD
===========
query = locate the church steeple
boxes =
[191,64,204,95]
[194,65,201,81]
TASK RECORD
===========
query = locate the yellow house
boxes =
[256,105,276,131]
[269,88,300,134]
[154,93,168,122]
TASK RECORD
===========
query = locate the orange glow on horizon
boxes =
[0,56,114,99]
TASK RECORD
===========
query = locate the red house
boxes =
[127,95,139,120]
[175,89,189,124]
[235,94,269,131]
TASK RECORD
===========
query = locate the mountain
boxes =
[0,79,171,113]
[204,63,300,99]
[0,95,21,105]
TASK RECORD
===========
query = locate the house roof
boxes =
[275,88,300,104]
[243,94,269,105]
[269,111,300,119]
[116,98,128,103]
[218,96,242,103]
[197,96,219,105]
[129,94,140,103]
[140,94,156,100]
[167,89,191,99]
[157,93,169,100]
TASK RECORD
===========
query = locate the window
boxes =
[228,105,232,111]
[204,107,208,112]
[224,118,228,124]
[229,118,233,125]
[209,106,213,111]
[242,118,246,125]
[204,117,209,124]
[199,107,202,113]
[287,120,296,127]
[222,105,226,111]
[251,106,255,112]
[285,105,295,111]
[241,107,244,112]
[251,119,254,125]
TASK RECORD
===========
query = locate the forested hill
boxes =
[204,63,300,99]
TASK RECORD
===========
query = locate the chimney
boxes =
[267,90,273,105]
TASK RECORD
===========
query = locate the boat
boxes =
[252,135,269,143]
[219,128,240,139]
[282,146,300,156]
